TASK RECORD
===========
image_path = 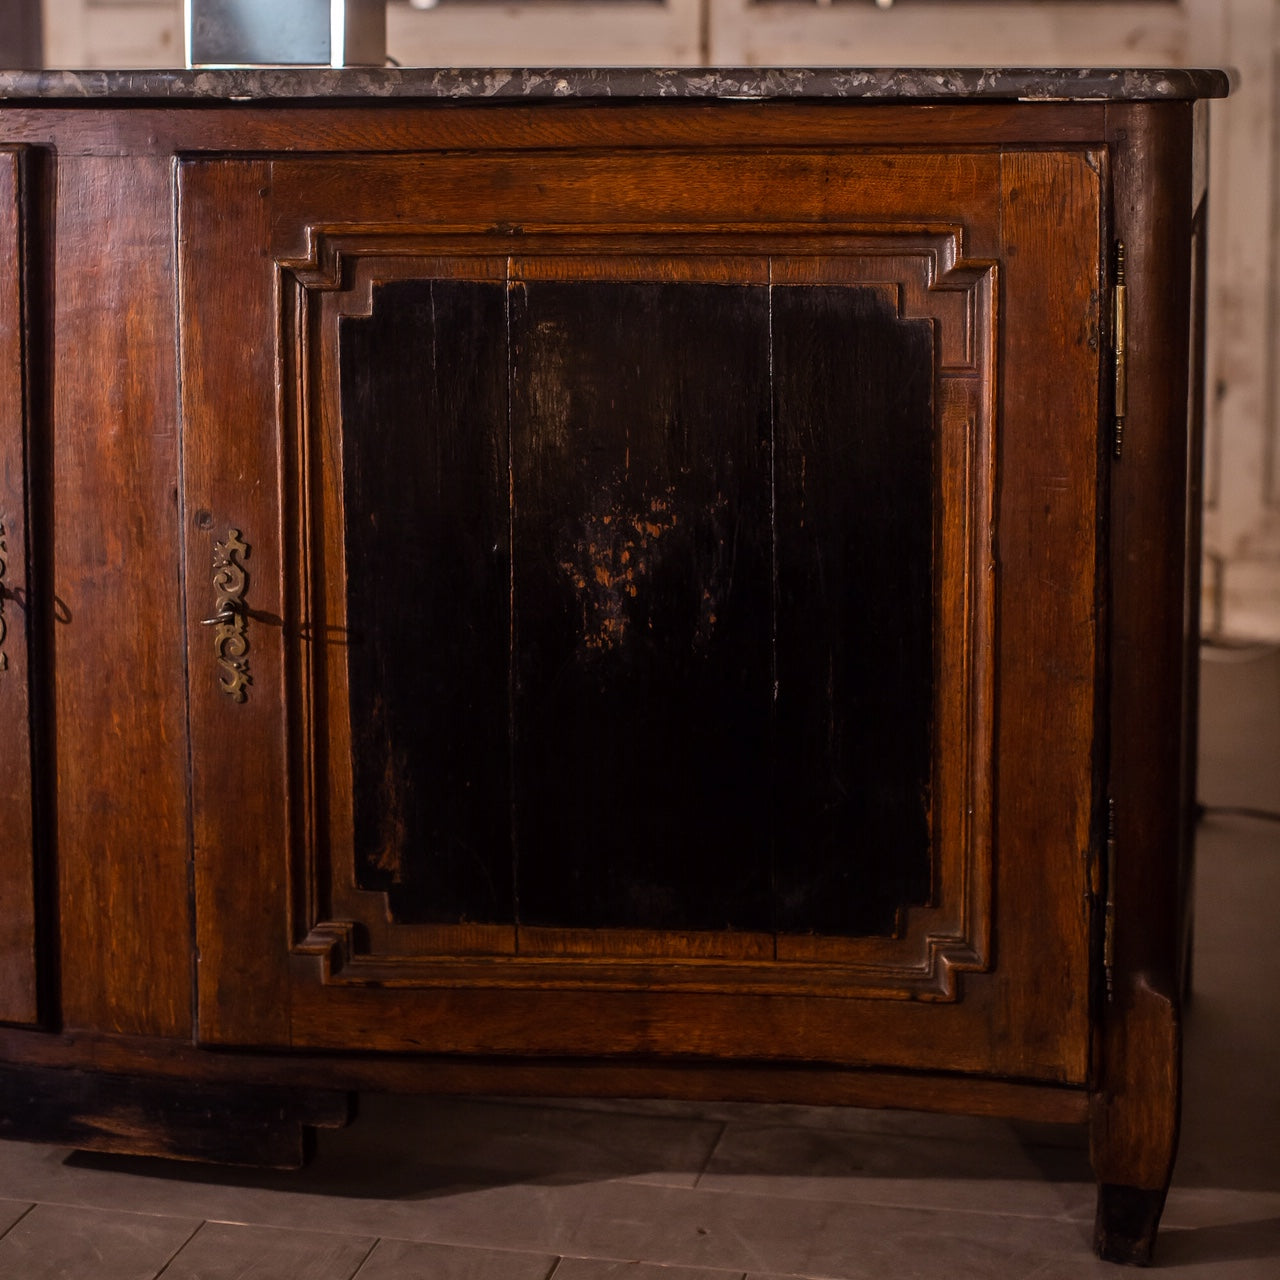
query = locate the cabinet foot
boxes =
[0,1064,354,1167]
[1089,980,1181,1265]
[1094,1183,1167,1266]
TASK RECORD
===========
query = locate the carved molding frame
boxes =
[277,223,997,1003]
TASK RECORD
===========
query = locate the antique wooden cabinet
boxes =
[0,67,1227,1263]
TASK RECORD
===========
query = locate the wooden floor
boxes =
[0,646,1276,1279]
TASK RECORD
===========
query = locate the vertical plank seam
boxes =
[144,1217,207,1280]
[507,256,521,952]
[173,154,200,1048]
[344,1235,381,1279]
[0,1203,36,1244]
[691,1117,730,1188]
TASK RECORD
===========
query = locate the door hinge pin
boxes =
[1105,796,1118,1001]
[1112,242,1128,459]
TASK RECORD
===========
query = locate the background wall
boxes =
[32,0,1280,639]
[0,0,41,66]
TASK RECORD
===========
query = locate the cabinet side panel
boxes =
[1091,100,1196,1198]
[54,154,192,1037]
[997,150,1104,1083]
[0,148,38,1027]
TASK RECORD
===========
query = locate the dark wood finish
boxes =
[181,150,1049,1071]
[0,1064,353,1167]
[0,145,38,1027]
[1088,102,1200,1266]
[772,283,934,937]
[0,90,1216,1265]
[341,278,512,925]
[510,279,774,935]
[0,101,1156,159]
[1095,1185,1168,1267]
[0,1024,1091,1127]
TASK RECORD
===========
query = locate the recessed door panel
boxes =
[337,275,936,940]
[180,138,1099,1083]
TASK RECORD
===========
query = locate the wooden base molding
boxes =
[0,1064,354,1168]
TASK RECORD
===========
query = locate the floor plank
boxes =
[0,1202,199,1280]
[158,1220,375,1280]
[552,1261,746,1279]
[0,1202,29,1239]
[352,1238,558,1280]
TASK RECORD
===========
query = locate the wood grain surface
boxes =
[0,95,1211,1262]
[0,147,38,1028]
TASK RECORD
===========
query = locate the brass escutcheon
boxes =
[208,528,251,702]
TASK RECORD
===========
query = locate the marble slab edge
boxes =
[0,67,1232,104]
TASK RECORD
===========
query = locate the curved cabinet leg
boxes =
[1090,980,1181,1265]
[1094,1185,1169,1266]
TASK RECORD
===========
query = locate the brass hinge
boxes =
[1104,796,1118,1001]
[1111,242,1128,459]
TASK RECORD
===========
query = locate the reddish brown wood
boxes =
[179,159,292,1049]
[1089,101,1201,1266]
[175,142,1101,1087]
[0,93,1216,1264]
[0,101,1125,160]
[52,154,193,1038]
[996,148,1106,1086]
[0,1024,1089,1127]
[0,145,38,1027]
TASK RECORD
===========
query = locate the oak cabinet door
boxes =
[179,131,1103,1085]
[0,146,39,1028]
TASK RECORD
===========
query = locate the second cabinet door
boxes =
[179,119,1104,1085]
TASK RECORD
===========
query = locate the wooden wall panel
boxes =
[54,154,192,1037]
[0,147,39,1027]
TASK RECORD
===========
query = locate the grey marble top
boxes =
[0,67,1231,104]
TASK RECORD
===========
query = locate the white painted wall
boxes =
[38,0,1280,638]
[705,0,1280,641]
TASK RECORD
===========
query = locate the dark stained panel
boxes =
[772,285,935,936]
[338,273,935,940]
[510,281,774,932]
[340,278,513,924]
